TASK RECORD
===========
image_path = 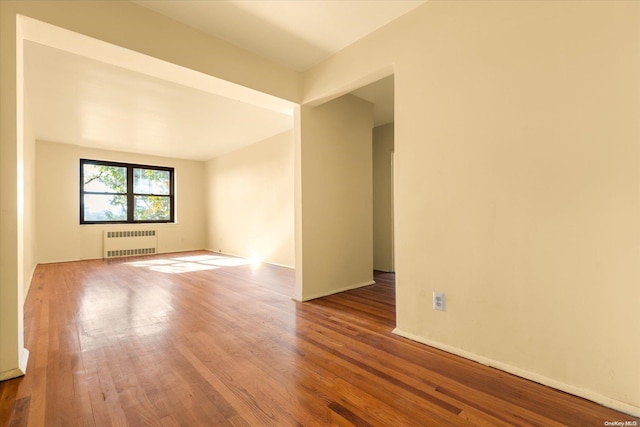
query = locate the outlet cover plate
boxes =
[433,292,445,311]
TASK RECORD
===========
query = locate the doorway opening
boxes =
[351,74,396,320]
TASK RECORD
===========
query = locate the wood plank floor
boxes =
[1,250,637,426]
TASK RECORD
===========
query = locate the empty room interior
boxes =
[1,0,639,425]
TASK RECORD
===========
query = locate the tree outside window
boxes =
[80,159,174,224]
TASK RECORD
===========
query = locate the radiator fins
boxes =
[103,230,158,259]
[106,230,156,239]
[106,248,157,258]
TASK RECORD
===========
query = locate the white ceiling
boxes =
[24,41,293,161]
[132,0,425,72]
[24,1,415,161]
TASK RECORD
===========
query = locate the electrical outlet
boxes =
[433,292,445,311]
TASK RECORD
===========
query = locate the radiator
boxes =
[103,230,158,259]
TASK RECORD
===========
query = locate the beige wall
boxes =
[205,131,295,268]
[36,141,206,263]
[23,98,37,301]
[1,3,27,379]
[372,123,394,272]
[297,94,374,301]
[304,1,640,414]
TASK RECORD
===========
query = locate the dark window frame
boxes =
[80,159,175,224]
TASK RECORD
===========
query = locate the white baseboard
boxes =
[19,347,29,373]
[204,249,295,270]
[24,264,38,301]
[258,259,295,269]
[0,348,29,381]
[301,280,376,302]
[392,328,640,418]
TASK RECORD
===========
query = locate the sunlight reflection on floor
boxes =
[125,254,253,274]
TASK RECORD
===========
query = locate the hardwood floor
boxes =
[0,251,636,426]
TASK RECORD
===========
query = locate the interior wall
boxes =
[0,3,27,379]
[372,123,394,272]
[297,94,374,301]
[23,96,37,301]
[36,141,206,263]
[205,131,295,268]
[303,1,640,414]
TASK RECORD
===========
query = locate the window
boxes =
[80,159,174,224]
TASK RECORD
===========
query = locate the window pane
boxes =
[83,194,127,221]
[134,196,170,221]
[133,168,170,195]
[83,164,127,193]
